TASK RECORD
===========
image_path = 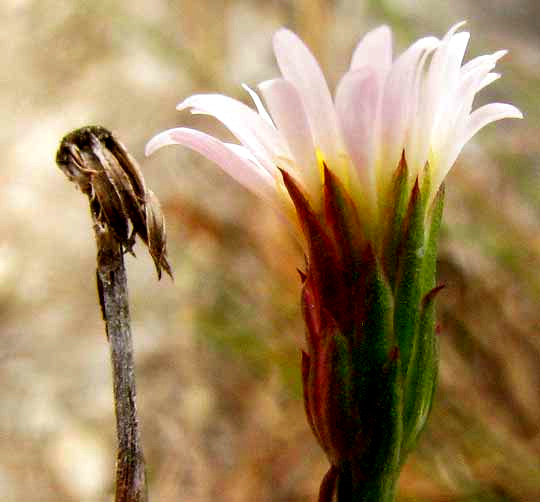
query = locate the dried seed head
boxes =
[56,126,172,279]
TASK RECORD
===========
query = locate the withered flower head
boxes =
[56,126,172,279]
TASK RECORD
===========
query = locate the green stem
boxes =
[336,461,398,502]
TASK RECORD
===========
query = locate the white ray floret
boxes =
[147,22,522,235]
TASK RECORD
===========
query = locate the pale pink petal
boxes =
[273,28,343,167]
[405,41,441,179]
[477,72,501,92]
[454,51,507,112]
[401,29,462,189]
[432,61,500,152]
[460,50,507,75]
[258,78,317,187]
[177,94,287,173]
[457,64,501,125]
[428,31,470,112]
[425,19,467,96]
[408,30,469,177]
[379,36,440,181]
[242,84,274,126]
[350,25,392,77]
[145,129,180,156]
[434,103,522,191]
[444,20,467,36]
[224,142,266,167]
[462,103,523,147]
[146,128,277,202]
[437,63,501,145]
[444,30,471,78]
[335,67,379,206]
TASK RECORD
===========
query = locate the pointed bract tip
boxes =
[412,176,421,193]
[422,283,445,307]
[322,161,330,178]
[400,150,406,164]
[408,176,421,207]
[395,150,408,177]
[280,167,309,210]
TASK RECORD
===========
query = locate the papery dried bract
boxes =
[144,189,171,279]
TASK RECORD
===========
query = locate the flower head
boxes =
[147,22,521,246]
[146,23,521,500]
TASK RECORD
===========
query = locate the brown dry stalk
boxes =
[56,126,172,502]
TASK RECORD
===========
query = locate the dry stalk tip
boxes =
[56,125,172,502]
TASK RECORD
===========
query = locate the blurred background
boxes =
[1,0,539,500]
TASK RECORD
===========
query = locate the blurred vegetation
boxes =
[1,0,538,501]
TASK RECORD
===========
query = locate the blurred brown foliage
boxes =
[1,0,538,501]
